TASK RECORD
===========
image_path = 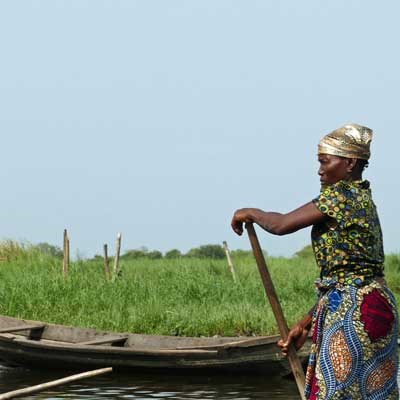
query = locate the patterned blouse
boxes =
[311,180,384,285]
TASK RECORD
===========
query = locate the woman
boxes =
[231,124,398,400]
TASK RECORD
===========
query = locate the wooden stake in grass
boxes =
[66,237,70,274]
[103,243,111,280]
[62,229,70,278]
[113,233,122,278]
[223,241,237,282]
[0,367,113,400]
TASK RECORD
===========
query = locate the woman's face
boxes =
[317,154,350,185]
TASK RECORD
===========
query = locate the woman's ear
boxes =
[347,158,358,172]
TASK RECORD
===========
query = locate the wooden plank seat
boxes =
[79,336,128,346]
[0,324,46,334]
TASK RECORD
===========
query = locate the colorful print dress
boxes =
[307,180,398,400]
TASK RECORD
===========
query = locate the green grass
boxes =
[0,241,398,337]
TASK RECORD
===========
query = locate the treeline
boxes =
[114,244,315,261]
[94,244,254,261]
[0,241,242,261]
[0,240,315,262]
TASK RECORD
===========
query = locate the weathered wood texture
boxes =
[0,367,112,399]
[103,244,111,280]
[0,324,45,334]
[0,315,310,373]
[113,233,121,276]
[223,241,237,282]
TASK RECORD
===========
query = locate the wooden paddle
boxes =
[245,222,306,400]
[0,368,113,400]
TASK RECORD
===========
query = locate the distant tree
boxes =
[186,244,225,259]
[230,249,253,258]
[121,247,163,260]
[165,249,182,259]
[147,250,163,260]
[121,249,148,260]
[35,242,63,259]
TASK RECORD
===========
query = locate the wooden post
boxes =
[245,223,306,400]
[223,241,237,282]
[62,229,68,277]
[0,367,112,399]
[66,237,70,275]
[104,244,111,280]
[113,233,122,277]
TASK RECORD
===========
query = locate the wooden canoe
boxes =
[0,315,310,373]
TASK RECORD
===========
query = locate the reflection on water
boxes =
[0,364,300,399]
[1,365,399,400]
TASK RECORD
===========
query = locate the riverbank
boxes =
[0,243,398,337]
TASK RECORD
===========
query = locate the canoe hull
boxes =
[0,315,310,374]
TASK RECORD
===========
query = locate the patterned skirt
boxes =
[305,279,399,400]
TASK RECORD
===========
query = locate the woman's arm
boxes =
[231,201,326,236]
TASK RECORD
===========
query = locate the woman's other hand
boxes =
[277,323,310,356]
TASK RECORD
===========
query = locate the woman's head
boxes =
[317,124,373,185]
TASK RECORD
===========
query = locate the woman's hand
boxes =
[231,208,254,235]
[277,322,310,356]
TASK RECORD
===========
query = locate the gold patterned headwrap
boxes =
[318,123,373,160]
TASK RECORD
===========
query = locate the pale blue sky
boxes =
[0,1,399,258]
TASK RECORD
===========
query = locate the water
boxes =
[0,364,300,399]
[2,365,399,399]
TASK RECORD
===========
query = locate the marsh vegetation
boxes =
[0,241,398,337]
